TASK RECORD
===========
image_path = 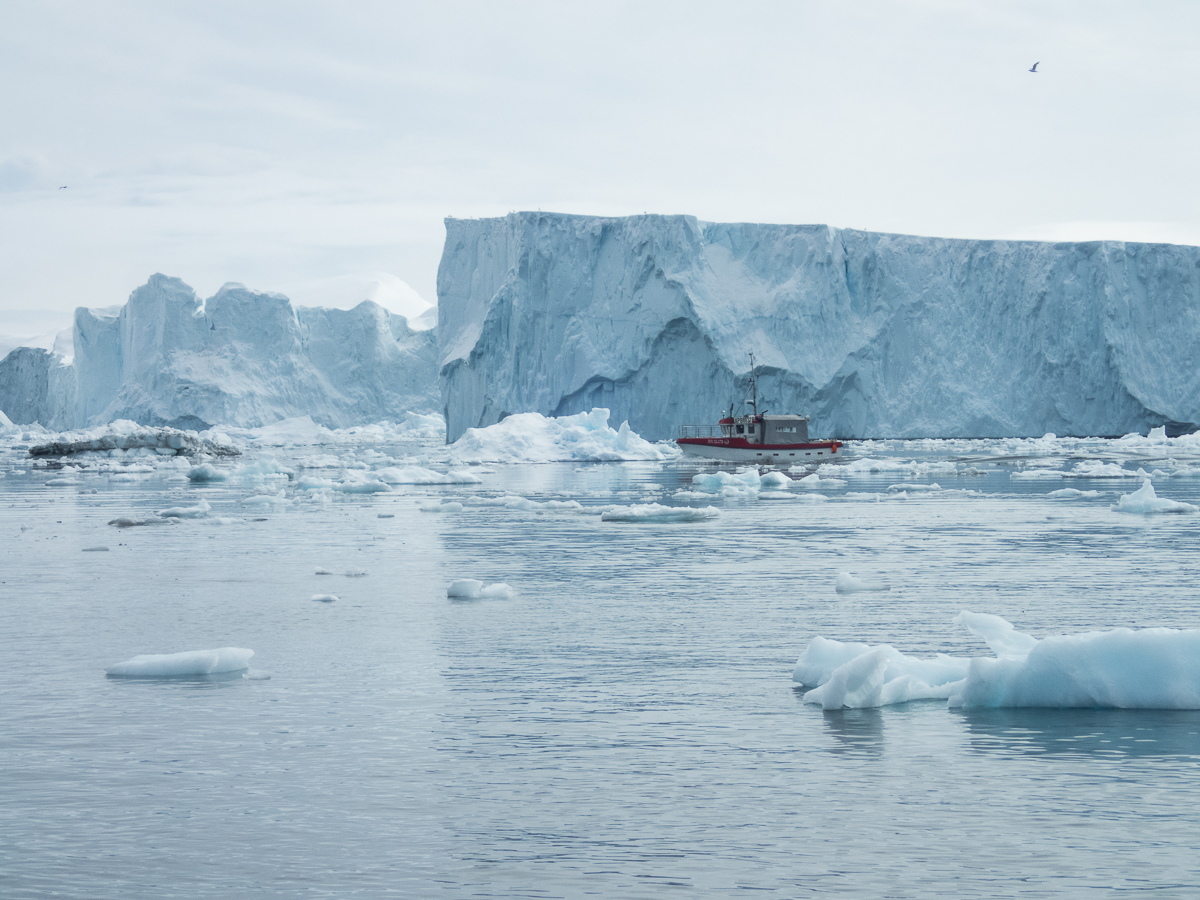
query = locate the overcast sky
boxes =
[2,0,1198,321]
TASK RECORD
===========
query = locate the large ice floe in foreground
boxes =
[438,212,1200,441]
[0,273,438,430]
[794,612,1200,709]
[448,408,677,463]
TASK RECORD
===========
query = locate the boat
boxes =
[675,355,841,463]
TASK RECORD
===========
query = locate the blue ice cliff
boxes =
[4,214,1200,438]
[438,213,1200,441]
[0,274,438,430]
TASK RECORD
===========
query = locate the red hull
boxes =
[676,437,841,452]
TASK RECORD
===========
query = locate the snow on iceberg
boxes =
[1114,480,1198,514]
[795,612,1200,709]
[106,647,253,678]
[448,408,676,464]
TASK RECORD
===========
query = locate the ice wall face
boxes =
[0,346,76,430]
[437,213,1200,441]
[0,273,439,429]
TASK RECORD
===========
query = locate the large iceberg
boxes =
[437,212,1200,442]
[0,274,439,430]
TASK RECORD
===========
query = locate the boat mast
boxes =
[748,352,758,417]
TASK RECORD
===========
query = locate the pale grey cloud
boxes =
[1,0,1197,321]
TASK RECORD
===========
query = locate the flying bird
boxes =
[1029,62,1039,73]
[58,185,68,189]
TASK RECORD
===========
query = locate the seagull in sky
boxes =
[1029,62,1039,73]
[58,185,68,189]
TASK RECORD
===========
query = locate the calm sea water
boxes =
[3,438,1200,898]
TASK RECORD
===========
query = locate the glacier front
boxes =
[0,274,438,430]
[437,212,1200,442]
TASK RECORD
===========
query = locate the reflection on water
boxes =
[821,705,886,755]
[960,707,1200,758]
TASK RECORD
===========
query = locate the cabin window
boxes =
[748,425,756,434]
[736,424,744,434]
[777,426,795,434]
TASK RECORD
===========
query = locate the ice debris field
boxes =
[5,409,1200,707]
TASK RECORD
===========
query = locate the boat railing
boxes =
[677,425,726,439]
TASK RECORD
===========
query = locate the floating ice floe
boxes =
[889,482,940,492]
[420,500,464,512]
[30,421,239,458]
[311,594,339,602]
[794,611,1200,709]
[759,471,791,489]
[791,472,846,488]
[242,490,291,507]
[108,516,179,527]
[834,572,891,594]
[1114,480,1198,515]
[1048,488,1101,499]
[600,503,720,523]
[820,457,959,478]
[157,499,211,519]
[187,463,226,482]
[106,647,253,678]
[446,579,514,599]
[376,466,482,484]
[449,408,677,464]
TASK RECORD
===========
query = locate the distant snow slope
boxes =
[437,212,1200,441]
[0,274,438,429]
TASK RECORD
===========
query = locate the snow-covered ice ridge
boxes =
[0,274,439,430]
[438,212,1200,442]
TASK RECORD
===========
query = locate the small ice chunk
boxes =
[835,572,891,593]
[888,482,940,492]
[106,647,253,677]
[310,594,339,602]
[314,567,333,575]
[82,546,110,552]
[447,579,511,599]
[377,513,395,518]
[759,471,791,489]
[600,503,720,523]
[1048,488,1101,499]
[420,501,464,513]
[343,570,368,577]
[157,499,211,519]
[108,516,179,527]
[188,464,226,482]
[447,579,484,599]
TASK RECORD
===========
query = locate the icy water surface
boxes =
[3,435,1200,898]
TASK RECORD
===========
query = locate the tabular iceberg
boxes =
[437,212,1200,442]
[1,274,439,430]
